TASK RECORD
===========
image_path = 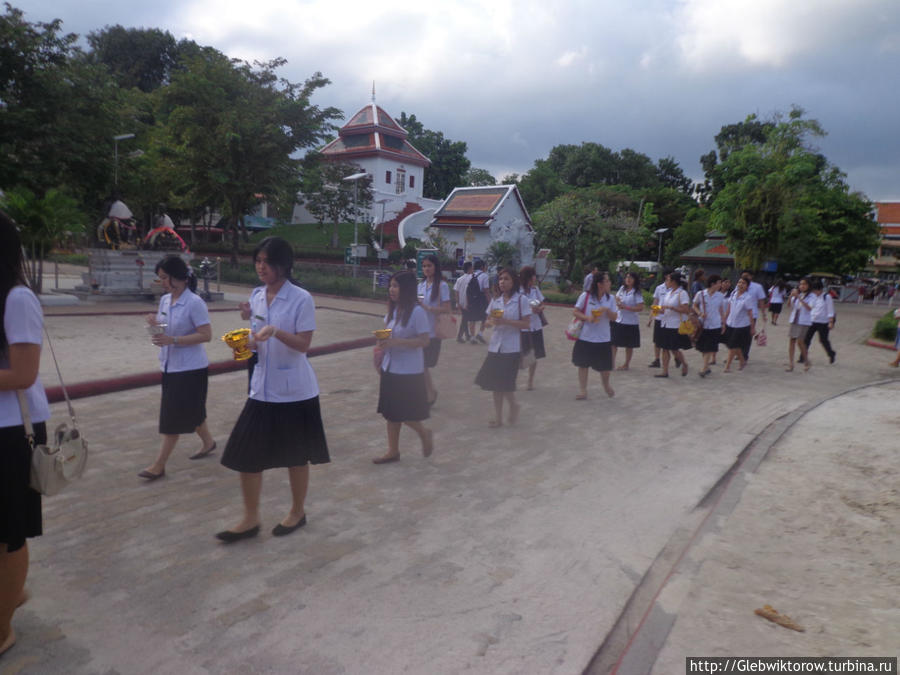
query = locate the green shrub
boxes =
[220,263,388,300]
[873,311,897,342]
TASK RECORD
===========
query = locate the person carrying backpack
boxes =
[466,260,491,344]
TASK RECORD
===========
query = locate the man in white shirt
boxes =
[453,262,473,343]
[583,263,599,293]
[803,279,836,363]
[647,277,668,367]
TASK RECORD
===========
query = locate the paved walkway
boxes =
[3,272,898,674]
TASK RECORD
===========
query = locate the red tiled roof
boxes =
[876,202,900,224]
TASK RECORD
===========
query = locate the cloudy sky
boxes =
[18,0,900,200]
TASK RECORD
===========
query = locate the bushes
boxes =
[872,311,897,342]
[219,263,388,300]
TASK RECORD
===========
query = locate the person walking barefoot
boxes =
[612,271,643,370]
[571,272,618,398]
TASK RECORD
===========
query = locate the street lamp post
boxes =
[342,171,369,278]
[113,133,135,187]
[655,227,670,266]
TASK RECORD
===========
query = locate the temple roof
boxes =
[319,102,430,168]
[431,186,532,229]
[679,231,735,261]
[876,202,900,225]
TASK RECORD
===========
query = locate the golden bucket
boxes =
[373,328,392,340]
[222,328,252,361]
[591,308,603,317]
[490,308,504,318]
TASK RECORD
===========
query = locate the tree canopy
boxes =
[398,112,471,199]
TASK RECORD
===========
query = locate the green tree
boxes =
[465,167,496,186]
[665,206,711,265]
[87,25,180,92]
[398,112,471,199]
[157,51,340,261]
[302,156,373,248]
[656,156,694,195]
[709,108,876,274]
[2,187,84,291]
[485,241,519,271]
[516,159,569,212]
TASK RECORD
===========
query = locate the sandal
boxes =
[653,373,668,378]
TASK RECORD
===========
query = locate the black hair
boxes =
[155,255,198,293]
[706,274,721,288]
[811,279,824,291]
[623,270,641,292]
[253,236,294,281]
[474,259,484,271]
[387,270,418,327]
[462,261,473,273]
[693,269,705,281]
[422,253,443,302]
[0,210,28,353]
[519,265,536,290]
[497,267,520,298]
[668,270,684,288]
[589,271,610,300]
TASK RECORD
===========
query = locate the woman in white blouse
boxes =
[692,274,726,377]
[768,279,787,325]
[655,271,691,378]
[474,268,531,426]
[217,237,330,542]
[722,277,756,372]
[373,270,434,463]
[417,254,451,406]
[611,271,644,370]
[0,212,50,656]
[571,271,618,398]
[786,277,814,372]
[519,266,546,390]
[140,256,215,480]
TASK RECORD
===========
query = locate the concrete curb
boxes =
[865,338,896,351]
[44,336,376,403]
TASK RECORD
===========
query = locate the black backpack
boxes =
[467,272,487,310]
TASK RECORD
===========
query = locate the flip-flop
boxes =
[189,441,217,460]
[372,455,400,464]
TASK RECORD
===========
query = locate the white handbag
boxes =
[16,328,88,496]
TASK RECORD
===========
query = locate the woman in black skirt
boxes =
[572,271,618,398]
[722,277,757,372]
[519,266,546,390]
[417,254,451,406]
[692,274,726,377]
[612,271,644,370]
[372,270,434,464]
[140,255,215,480]
[656,271,692,378]
[218,237,330,542]
[475,268,531,426]
[0,211,50,656]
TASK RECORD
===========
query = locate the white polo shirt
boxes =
[652,283,667,322]
[748,280,766,318]
[521,286,546,332]
[417,279,450,337]
[660,287,689,329]
[694,289,725,330]
[248,282,319,403]
[614,287,643,326]
[810,293,835,323]
[382,306,430,375]
[156,289,210,373]
[486,292,531,353]
[574,292,617,342]
[453,273,472,310]
[769,286,784,304]
[725,291,755,328]
[0,286,50,427]
[788,294,814,326]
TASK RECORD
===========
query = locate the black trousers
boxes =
[804,322,835,358]
[457,312,470,340]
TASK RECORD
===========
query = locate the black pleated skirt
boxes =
[423,338,442,368]
[378,371,430,422]
[652,320,663,346]
[475,352,520,392]
[0,422,46,553]
[611,322,640,348]
[571,339,612,372]
[521,330,546,359]
[159,368,208,434]
[659,327,692,351]
[727,325,752,351]
[696,328,721,354]
[222,397,330,472]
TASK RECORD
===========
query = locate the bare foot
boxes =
[723,368,732,373]
[488,419,503,428]
[372,454,400,464]
[575,392,588,400]
[421,428,434,457]
[616,365,629,371]
[604,384,615,398]
[784,366,794,372]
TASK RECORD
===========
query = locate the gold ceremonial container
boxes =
[591,308,603,317]
[373,328,392,340]
[650,304,662,316]
[221,328,252,361]
[490,308,504,318]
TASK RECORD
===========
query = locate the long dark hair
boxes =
[423,253,442,302]
[0,210,28,353]
[620,271,641,297]
[388,270,418,327]
[254,236,294,282]
[155,255,198,293]
[497,267,520,299]
[519,265,536,291]
[589,271,610,300]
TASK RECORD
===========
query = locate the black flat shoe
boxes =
[215,525,260,543]
[648,359,661,368]
[189,441,217,460]
[272,516,307,537]
[654,373,669,378]
[138,469,165,481]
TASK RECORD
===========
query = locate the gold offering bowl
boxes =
[490,308,504,318]
[591,308,603,317]
[650,304,662,316]
[221,328,252,361]
[373,328,393,340]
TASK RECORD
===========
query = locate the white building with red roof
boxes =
[304,97,443,251]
